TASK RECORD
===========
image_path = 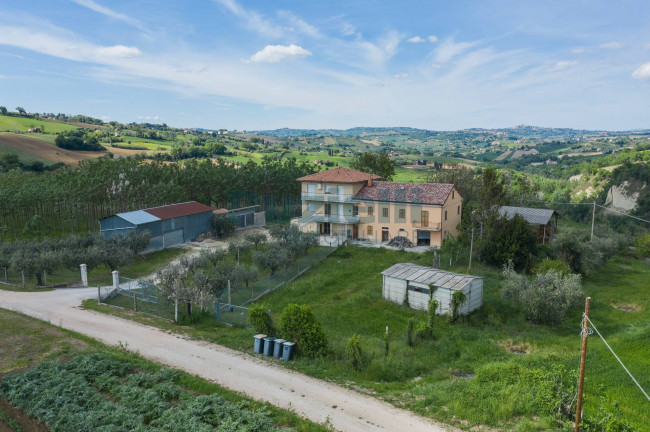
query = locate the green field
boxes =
[0,308,326,431]
[0,115,79,134]
[87,245,650,431]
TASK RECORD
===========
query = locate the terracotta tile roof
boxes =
[353,181,455,205]
[297,167,382,183]
[144,201,213,220]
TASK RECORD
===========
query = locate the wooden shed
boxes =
[381,263,483,315]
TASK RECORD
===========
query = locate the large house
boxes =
[295,167,462,247]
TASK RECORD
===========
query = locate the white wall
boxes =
[383,276,407,305]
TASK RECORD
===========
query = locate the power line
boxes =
[583,314,650,403]
[518,198,650,225]
[594,204,650,225]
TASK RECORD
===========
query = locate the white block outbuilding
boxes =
[381,263,483,315]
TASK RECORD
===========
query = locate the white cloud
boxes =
[214,0,284,38]
[433,39,477,63]
[95,45,142,59]
[600,41,625,50]
[407,36,425,43]
[427,35,438,43]
[632,62,650,80]
[249,44,311,63]
[549,60,578,72]
[571,47,590,54]
[341,22,356,36]
[394,73,408,79]
[277,10,322,38]
[137,115,160,121]
[71,0,147,31]
[0,74,5,79]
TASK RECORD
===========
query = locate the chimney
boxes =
[368,175,373,187]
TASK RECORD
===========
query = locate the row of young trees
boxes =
[0,156,318,239]
[0,231,149,286]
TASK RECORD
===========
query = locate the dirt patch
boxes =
[511,149,539,159]
[612,303,641,312]
[360,139,381,146]
[0,133,102,166]
[494,150,512,161]
[0,396,50,432]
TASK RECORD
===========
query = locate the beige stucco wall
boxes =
[440,187,462,240]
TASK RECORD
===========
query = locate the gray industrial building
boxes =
[99,201,213,252]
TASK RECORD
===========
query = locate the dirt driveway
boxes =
[0,288,455,432]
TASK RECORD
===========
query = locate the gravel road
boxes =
[0,288,456,432]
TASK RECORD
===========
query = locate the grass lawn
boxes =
[0,115,79,134]
[0,308,327,432]
[85,245,650,431]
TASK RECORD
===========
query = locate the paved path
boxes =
[0,288,455,432]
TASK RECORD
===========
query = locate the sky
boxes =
[0,0,649,131]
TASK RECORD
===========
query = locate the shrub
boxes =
[345,334,363,371]
[636,232,650,258]
[406,318,415,347]
[451,291,467,322]
[548,228,627,275]
[249,302,275,336]
[501,263,584,324]
[278,304,328,358]
[414,321,433,341]
[481,214,539,272]
[534,259,571,276]
[428,298,439,328]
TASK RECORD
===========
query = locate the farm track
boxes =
[0,288,456,432]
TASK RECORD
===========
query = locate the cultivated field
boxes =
[0,116,80,134]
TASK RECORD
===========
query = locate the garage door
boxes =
[163,229,184,248]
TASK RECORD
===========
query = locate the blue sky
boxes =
[0,0,649,130]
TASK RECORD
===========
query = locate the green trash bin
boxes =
[282,342,295,361]
[273,339,285,358]
[263,337,275,356]
[254,334,266,354]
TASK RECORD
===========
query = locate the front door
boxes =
[352,225,358,239]
[320,223,331,235]
[382,227,389,242]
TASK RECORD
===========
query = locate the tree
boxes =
[99,238,134,271]
[253,244,289,276]
[501,263,583,324]
[481,214,538,272]
[550,229,601,275]
[15,107,26,115]
[228,239,251,263]
[211,214,235,238]
[0,106,7,115]
[244,232,267,249]
[350,152,396,180]
[278,304,328,358]
[637,232,650,258]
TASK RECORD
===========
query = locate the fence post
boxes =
[112,270,119,293]
[80,264,88,287]
[133,294,137,312]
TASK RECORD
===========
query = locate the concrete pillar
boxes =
[112,270,119,292]
[80,264,88,287]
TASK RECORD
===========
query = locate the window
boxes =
[382,207,389,218]
[445,210,448,221]
[452,190,455,199]
[408,283,430,295]
[308,203,315,212]
[421,210,429,227]
[367,225,373,235]
[368,206,374,216]
[325,184,332,194]
[457,205,460,215]
[317,183,322,190]
[398,209,405,219]
[353,206,359,216]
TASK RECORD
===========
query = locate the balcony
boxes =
[301,193,354,203]
[312,213,360,224]
[412,221,441,230]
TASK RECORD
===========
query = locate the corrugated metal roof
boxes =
[381,263,481,291]
[116,210,161,225]
[144,201,213,220]
[498,206,557,226]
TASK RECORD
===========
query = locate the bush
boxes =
[248,302,275,336]
[345,334,363,371]
[451,291,466,323]
[534,259,571,276]
[501,263,584,324]
[414,321,433,341]
[551,228,627,275]
[637,232,650,258]
[278,304,328,358]
[406,318,415,347]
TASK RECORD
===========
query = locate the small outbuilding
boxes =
[498,206,558,244]
[213,205,265,230]
[381,263,483,315]
[100,201,213,252]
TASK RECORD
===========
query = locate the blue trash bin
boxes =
[254,334,266,354]
[282,342,295,361]
[273,339,285,358]
[263,337,275,356]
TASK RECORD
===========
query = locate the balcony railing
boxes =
[301,193,354,203]
[312,213,360,224]
[412,221,441,230]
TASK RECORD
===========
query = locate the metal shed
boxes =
[381,263,483,315]
[99,201,213,252]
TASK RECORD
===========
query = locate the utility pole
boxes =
[590,202,596,242]
[468,228,474,274]
[575,296,591,432]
